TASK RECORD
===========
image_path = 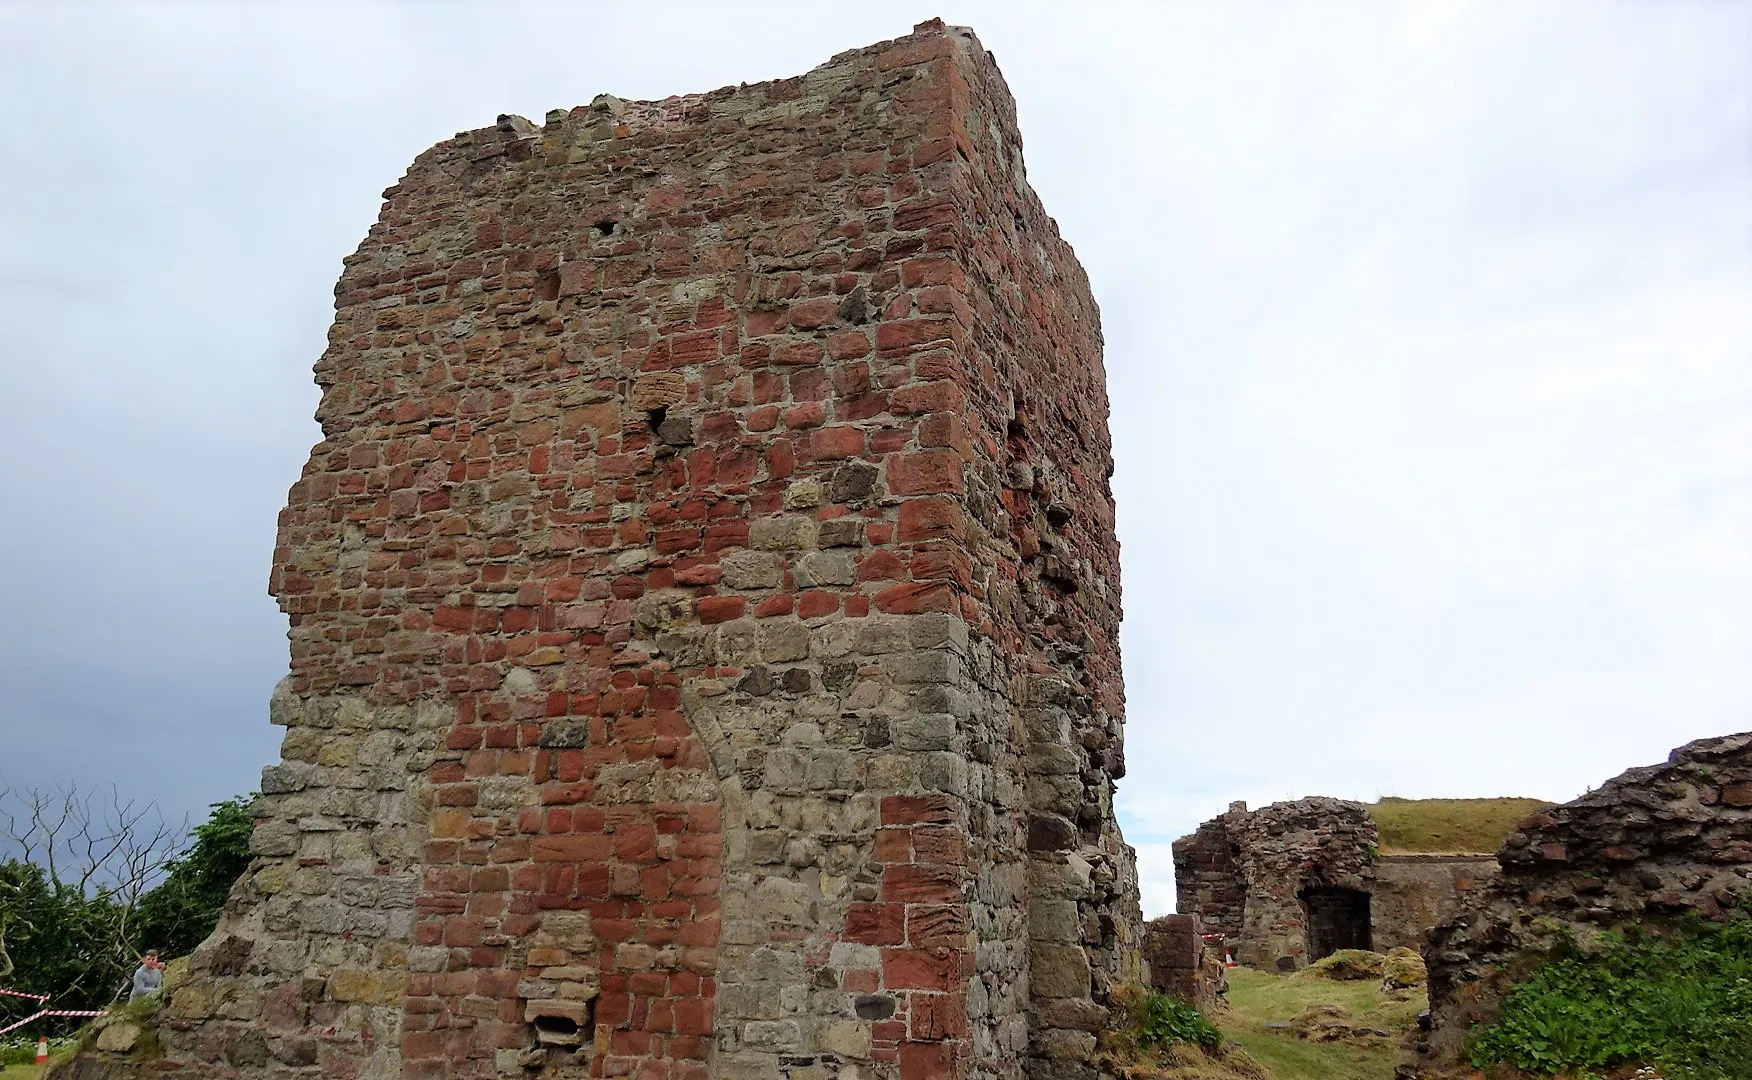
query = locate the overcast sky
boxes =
[1,1,1747,916]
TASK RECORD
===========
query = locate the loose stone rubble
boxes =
[50,20,1138,1080]
[1419,732,1752,1069]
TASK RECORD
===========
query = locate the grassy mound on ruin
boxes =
[1369,796,1553,854]
[1469,917,1752,1079]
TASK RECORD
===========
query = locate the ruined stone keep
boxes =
[1421,732,1752,1068]
[90,21,1139,1080]
[1173,799,1496,971]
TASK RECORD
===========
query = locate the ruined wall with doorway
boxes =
[1420,732,1752,1069]
[48,20,1138,1080]
[1172,798,1377,971]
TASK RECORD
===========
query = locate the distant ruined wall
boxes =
[54,21,1137,1080]
[1234,799,1375,970]
[1172,798,1375,971]
[1371,855,1495,954]
[1168,804,1245,943]
[1421,733,1752,1068]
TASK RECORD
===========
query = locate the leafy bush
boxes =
[0,796,253,1035]
[1469,917,1752,1079]
[0,1035,80,1065]
[1132,990,1222,1049]
[133,796,255,957]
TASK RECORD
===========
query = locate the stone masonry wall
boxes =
[1371,855,1495,954]
[1168,803,1246,944]
[1141,916,1222,1011]
[49,22,1137,1080]
[1171,798,1376,971]
[1421,732,1752,1068]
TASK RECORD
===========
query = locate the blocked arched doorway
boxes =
[1300,886,1372,960]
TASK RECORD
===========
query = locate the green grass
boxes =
[2,1065,42,1080]
[1369,795,1553,854]
[1217,965,1426,1080]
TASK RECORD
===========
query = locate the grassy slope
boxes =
[1,1066,41,1080]
[1369,796,1553,855]
[1216,967,1426,1080]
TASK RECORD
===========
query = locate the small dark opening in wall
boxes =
[533,1015,580,1038]
[537,269,560,301]
[646,406,667,430]
[593,219,617,236]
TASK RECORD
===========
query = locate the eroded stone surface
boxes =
[51,20,1137,1080]
[1419,732,1752,1069]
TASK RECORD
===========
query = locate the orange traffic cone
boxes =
[1223,950,1235,968]
[35,1036,48,1065]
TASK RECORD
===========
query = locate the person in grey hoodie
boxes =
[129,950,163,1002]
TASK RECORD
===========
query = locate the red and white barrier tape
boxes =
[0,987,51,1002]
[0,1009,108,1038]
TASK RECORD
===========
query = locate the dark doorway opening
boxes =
[1301,886,1371,960]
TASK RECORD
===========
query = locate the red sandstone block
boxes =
[882,864,964,904]
[910,549,971,586]
[788,297,839,329]
[442,917,483,948]
[874,581,956,615]
[910,826,966,866]
[809,426,866,459]
[798,590,839,619]
[906,905,970,949]
[857,549,907,582]
[783,401,827,429]
[882,794,959,826]
[694,595,746,624]
[892,380,965,416]
[674,564,721,586]
[883,948,956,991]
[843,968,880,993]
[774,340,824,366]
[897,498,964,543]
[754,594,795,618]
[674,998,713,1036]
[843,902,906,945]
[898,1040,955,1080]
[886,450,963,496]
[533,834,610,862]
[614,824,659,863]
[838,391,889,422]
[909,992,970,1038]
[677,915,720,947]
[828,331,872,359]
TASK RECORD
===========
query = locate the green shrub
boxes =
[1469,917,1752,1079]
[0,1035,80,1065]
[1132,991,1222,1049]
